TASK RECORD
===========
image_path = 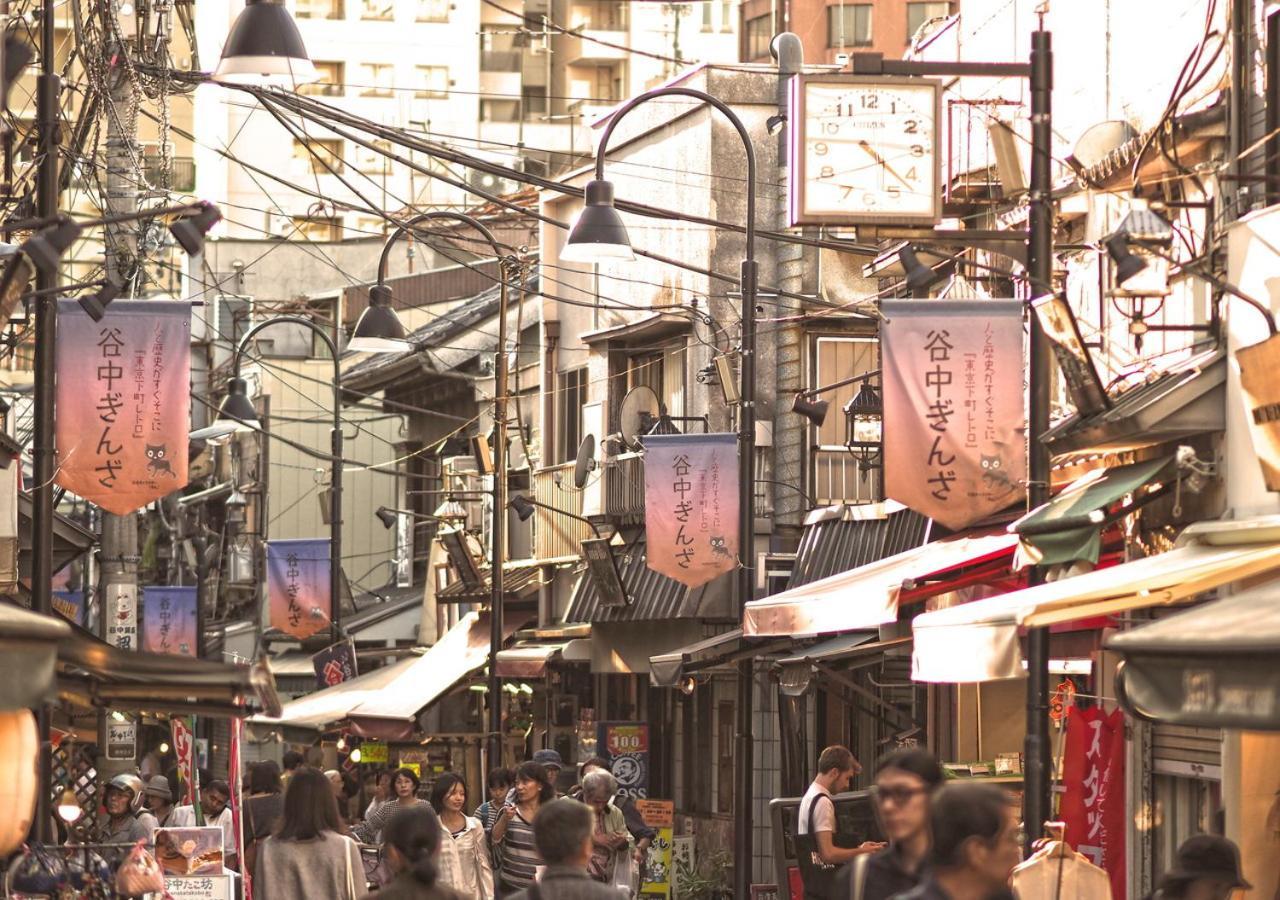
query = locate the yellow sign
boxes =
[360,741,388,765]
[401,762,421,778]
[638,800,675,898]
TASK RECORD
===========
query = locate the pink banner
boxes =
[1060,706,1126,900]
[267,538,331,640]
[882,299,1026,530]
[142,586,197,656]
[642,434,738,589]
[55,300,190,514]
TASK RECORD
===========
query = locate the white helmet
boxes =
[106,773,145,814]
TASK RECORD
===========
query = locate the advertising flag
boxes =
[642,433,738,589]
[171,715,198,806]
[142,586,198,656]
[882,299,1026,530]
[266,538,331,640]
[1060,706,1126,900]
[55,300,191,514]
[312,639,358,690]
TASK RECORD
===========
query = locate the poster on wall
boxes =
[881,299,1026,530]
[597,721,649,800]
[1060,706,1126,900]
[54,300,191,514]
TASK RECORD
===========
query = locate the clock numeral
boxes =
[887,185,901,199]
[910,145,925,158]
[861,94,879,110]
[904,167,918,182]
[903,120,920,134]
[813,142,829,157]
[819,165,834,179]
[822,121,841,135]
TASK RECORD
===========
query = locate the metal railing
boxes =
[480,50,522,73]
[533,462,591,560]
[143,156,195,192]
[812,447,882,507]
[603,452,645,523]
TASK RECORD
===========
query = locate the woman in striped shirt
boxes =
[490,761,554,894]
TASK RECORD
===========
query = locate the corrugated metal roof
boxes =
[788,504,931,589]
[342,258,503,325]
[437,566,542,604]
[565,540,714,623]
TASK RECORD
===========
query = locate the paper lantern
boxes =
[0,710,38,856]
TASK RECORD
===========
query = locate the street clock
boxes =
[789,74,943,226]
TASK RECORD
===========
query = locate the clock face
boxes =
[791,77,942,225]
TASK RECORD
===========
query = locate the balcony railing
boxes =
[144,156,195,192]
[602,452,645,524]
[813,447,882,507]
[533,462,592,560]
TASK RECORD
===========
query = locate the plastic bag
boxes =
[8,843,68,895]
[114,838,165,897]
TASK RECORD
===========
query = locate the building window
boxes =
[356,138,393,174]
[721,0,733,32]
[828,4,873,48]
[290,216,343,241]
[293,137,344,174]
[416,0,449,21]
[359,62,396,97]
[481,26,521,72]
[522,84,548,117]
[360,0,394,20]
[480,99,520,123]
[811,335,880,506]
[627,342,686,420]
[558,368,588,463]
[296,0,343,19]
[906,1,950,40]
[415,66,448,98]
[744,13,772,60]
[299,60,344,97]
[701,1,713,32]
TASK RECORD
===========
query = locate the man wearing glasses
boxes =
[842,749,946,900]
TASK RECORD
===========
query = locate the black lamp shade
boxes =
[375,507,398,529]
[78,279,125,322]
[1104,233,1148,285]
[792,393,829,427]
[22,219,83,276]
[349,283,410,352]
[900,246,944,294]
[213,0,319,87]
[170,203,223,256]
[561,180,634,263]
[215,377,260,430]
[511,495,536,522]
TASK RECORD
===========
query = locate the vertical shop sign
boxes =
[143,586,198,656]
[1060,706,1126,900]
[172,716,198,806]
[882,300,1026,530]
[642,434,738,588]
[266,539,331,640]
[598,721,649,800]
[636,800,675,898]
[312,639,358,690]
[55,300,191,513]
[105,583,138,651]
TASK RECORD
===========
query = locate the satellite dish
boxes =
[1070,120,1138,170]
[573,434,597,489]
[619,386,660,449]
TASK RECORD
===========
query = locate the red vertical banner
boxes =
[55,300,191,514]
[642,434,739,589]
[230,718,248,896]
[171,715,197,806]
[1059,706,1126,899]
[881,300,1026,530]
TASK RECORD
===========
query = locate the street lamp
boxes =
[213,0,320,88]
[509,494,603,538]
[375,211,518,772]
[561,85,760,892]
[214,315,397,644]
[844,380,883,474]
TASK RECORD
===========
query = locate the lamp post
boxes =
[561,86,759,891]
[510,494,603,539]
[375,211,517,771]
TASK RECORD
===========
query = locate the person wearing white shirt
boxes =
[797,745,883,898]
[169,780,237,870]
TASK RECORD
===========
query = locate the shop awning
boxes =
[495,638,590,678]
[1108,582,1280,730]
[912,517,1280,683]
[743,530,1020,638]
[1012,455,1176,567]
[649,628,802,688]
[0,601,70,709]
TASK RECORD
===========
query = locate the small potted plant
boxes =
[674,850,732,900]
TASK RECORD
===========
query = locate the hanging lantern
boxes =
[0,710,38,856]
[844,380,884,475]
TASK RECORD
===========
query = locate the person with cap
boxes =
[144,775,177,829]
[1148,835,1251,900]
[101,774,153,845]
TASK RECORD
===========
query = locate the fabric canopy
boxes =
[1012,455,1174,567]
[1108,581,1280,730]
[496,641,577,679]
[912,519,1280,683]
[649,629,800,687]
[743,531,1019,637]
[0,602,70,709]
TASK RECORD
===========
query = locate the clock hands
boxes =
[857,140,917,192]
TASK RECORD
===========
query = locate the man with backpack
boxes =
[797,746,885,899]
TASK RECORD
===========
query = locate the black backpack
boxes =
[794,793,838,900]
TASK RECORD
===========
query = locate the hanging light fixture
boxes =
[169,203,223,256]
[1105,197,1173,298]
[213,377,260,432]
[561,180,635,263]
[898,246,947,295]
[56,786,82,824]
[212,0,320,88]
[844,380,884,475]
[347,284,411,353]
[432,496,469,527]
[78,278,125,323]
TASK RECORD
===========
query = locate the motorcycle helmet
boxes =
[106,773,145,814]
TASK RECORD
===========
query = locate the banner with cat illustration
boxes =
[266,538,331,640]
[142,586,197,656]
[55,300,191,514]
[641,433,738,589]
[881,300,1026,531]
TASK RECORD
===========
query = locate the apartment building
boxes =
[740,0,956,65]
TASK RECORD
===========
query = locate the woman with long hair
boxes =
[243,761,285,877]
[428,773,493,899]
[359,805,466,899]
[254,767,364,900]
[355,767,429,843]
[490,762,554,894]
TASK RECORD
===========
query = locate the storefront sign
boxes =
[882,299,1026,530]
[105,582,138,651]
[642,433,738,589]
[637,799,675,898]
[143,586,198,656]
[106,720,136,760]
[1049,679,1077,725]
[1031,294,1110,417]
[55,300,191,514]
[360,741,389,765]
[172,716,198,806]
[156,826,225,875]
[599,722,649,799]
[266,539,331,640]
[312,639,358,689]
[164,875,232,900]
[1060,706,1126,900]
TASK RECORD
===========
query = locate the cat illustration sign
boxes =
[54,300,192,514]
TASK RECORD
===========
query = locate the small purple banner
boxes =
[267,539,331,640]
[312,639,358,690]
[142,586,197,656]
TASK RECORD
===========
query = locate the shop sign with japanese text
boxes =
[642,434,738,588]
[143,586,197,656]
[266,539,331,640]
[312,639,358,689]
[105,582,138,651]
[638,799,675,899]
[1060,706,1125,900]
[55,300,190,514]
[882,299,1025,530]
